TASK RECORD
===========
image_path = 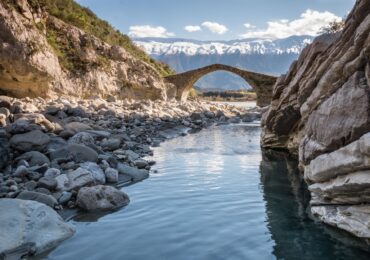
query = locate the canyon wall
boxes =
[261,0,370,239]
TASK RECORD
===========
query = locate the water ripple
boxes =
[46,124,370,260]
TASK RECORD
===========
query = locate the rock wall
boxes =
[0,0,172,100]
[261,0,370,239]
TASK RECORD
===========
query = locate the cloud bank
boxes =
[240,9,341,39]
[184,25,202,32]
[201,21,228,34]
[128,25,175,38]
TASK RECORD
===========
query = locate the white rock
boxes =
[309,170,370,204]
[305,133,370,183]
[311,205,370,238]
[55,168,95,191]
[80,162,106,184]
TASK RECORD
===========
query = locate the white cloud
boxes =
[184,25,202,32]
[240,9,342,39]
[201,21,228,34]
[128,25,175,38]
[243,23,256,29]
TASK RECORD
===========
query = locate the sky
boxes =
[76,0,355,41]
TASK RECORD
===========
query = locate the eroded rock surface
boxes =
[261,0,370,239]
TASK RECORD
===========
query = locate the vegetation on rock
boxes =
[320,20,345,34]
[9,0,174,76]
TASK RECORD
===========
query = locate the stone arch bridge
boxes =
[164,64,277,107]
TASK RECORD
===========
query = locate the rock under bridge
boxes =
[164,64,277,107]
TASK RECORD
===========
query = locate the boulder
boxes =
[101,138,121,151]
[0,107,10,117]
[13,165,28,178]
[134,159,148,169]
[125,150,140,161]
[79,162,106,184]
[0,199,74,257]
[50,144,98,163]
[190,112,203,121]
[47,136,68,152]
[55,168,95,191]
[10,130,50,152]
[17,191,58,208]
[16,151,50,167]
[0,96,11,109]
[58,191,72,205]
[44,168,61,178]
[12,113,55,132]
[76,185,129,211]
[117,163,149,181]
[64,122,92,134]
[37,177,58,191]
[6,119,42,134]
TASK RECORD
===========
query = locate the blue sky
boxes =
[76,0,355,40]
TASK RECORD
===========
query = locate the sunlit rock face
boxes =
[0,0,171,100]
[261,0,370,239]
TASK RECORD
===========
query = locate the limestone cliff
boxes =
[0,0,174,100]
[261,0,370,239]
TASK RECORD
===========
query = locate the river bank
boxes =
[0,95,262,258]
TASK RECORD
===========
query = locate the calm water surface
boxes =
[47,123,370,260]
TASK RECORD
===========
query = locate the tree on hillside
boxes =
[320,20,345,34]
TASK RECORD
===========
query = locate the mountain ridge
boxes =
[135,36,313,90]
[134,35,313,56]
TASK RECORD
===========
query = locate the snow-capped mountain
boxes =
[134,36,313,90]
[135,36,312,56]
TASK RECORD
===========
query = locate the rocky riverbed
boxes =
[0,95,262,258]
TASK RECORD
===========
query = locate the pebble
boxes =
[13,165,28,178]
[105,167,119,183]
[58,191,72,205]
[38,176,58,190]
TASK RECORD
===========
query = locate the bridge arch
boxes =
[164,64,277,107]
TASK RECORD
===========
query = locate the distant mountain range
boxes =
[134,36,314,90]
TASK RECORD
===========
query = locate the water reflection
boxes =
[260,149,370,259]
[44,124,370,260]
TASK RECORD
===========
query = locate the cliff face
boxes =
[261,0,370,239]
[0,0,173,100]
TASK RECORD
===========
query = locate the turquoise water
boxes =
[46,123,370,260]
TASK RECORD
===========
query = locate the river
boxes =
[45,122,370,259]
